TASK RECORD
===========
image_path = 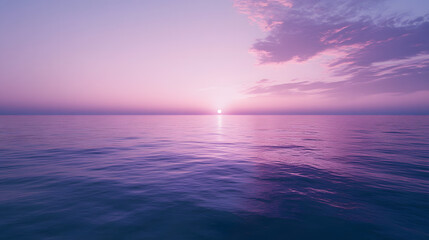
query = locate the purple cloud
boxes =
[247,55,429,97]
[236,0,429,98]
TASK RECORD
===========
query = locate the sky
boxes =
[0,0,428,114]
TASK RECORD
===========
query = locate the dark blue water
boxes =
[0,115,428,239]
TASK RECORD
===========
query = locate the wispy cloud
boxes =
[235,0,429,99]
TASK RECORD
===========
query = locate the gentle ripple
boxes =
[0,115,428,239]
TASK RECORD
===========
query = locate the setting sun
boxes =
[217,109,222,114]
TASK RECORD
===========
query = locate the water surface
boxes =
[0,115,428,239]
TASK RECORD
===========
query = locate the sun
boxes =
[217,109,222,114]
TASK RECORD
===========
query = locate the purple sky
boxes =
[1,0,428,114]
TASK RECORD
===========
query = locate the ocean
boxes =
[0,115,428,239]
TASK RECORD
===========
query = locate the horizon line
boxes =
[1,113,428,116]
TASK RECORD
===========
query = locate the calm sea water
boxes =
[0,115,428,239]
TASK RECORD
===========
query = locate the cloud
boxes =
[234,0,294,30]
[235,0,429,100]
[247,54,429,97]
